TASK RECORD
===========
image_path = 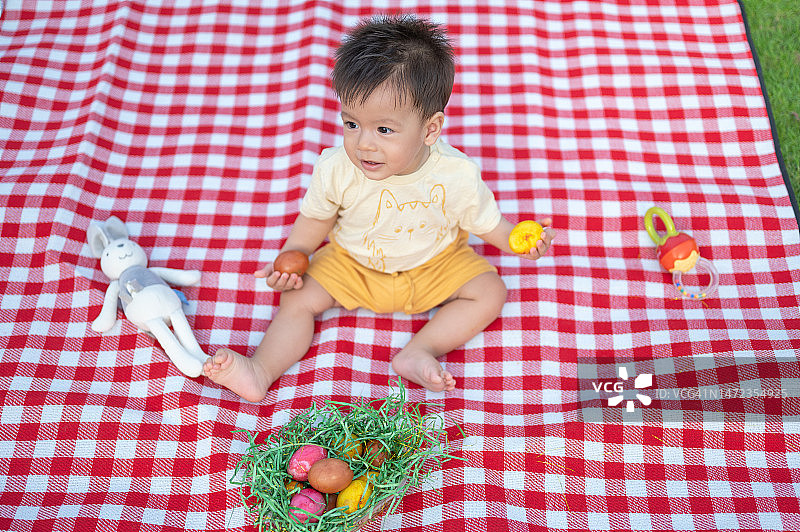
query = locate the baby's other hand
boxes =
[254,265,305,291]
[522,218,556,260]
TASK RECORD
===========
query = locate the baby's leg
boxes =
[204,277,336,402]
[392,271,507,392]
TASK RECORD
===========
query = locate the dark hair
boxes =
[332,15,455,119]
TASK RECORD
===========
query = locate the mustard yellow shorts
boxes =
[306,231,497,314]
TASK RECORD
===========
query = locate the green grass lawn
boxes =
[740,0,800,210]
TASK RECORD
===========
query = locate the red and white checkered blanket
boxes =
[1,1,799,531]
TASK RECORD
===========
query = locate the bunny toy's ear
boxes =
[103,216,129,241]
[88,220,111,258]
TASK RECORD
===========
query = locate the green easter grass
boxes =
[232,382,465,532]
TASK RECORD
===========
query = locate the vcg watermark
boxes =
[578,357,796,423]
[590,366,653,413]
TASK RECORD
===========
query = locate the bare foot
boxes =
[391,348,456,392]
[203,348,273,403]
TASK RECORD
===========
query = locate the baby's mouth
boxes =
[361,160,383,170]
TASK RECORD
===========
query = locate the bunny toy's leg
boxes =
[169,310,208,364]
[146,318,204,378]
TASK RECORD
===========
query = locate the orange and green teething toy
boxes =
[643,206,719,300]
[509,220,544,254]
[643,207,699,273]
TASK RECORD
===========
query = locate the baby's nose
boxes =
[357,132,376,150]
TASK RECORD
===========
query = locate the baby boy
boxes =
[204,15,555,402]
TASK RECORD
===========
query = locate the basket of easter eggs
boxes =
[232,382,462,531]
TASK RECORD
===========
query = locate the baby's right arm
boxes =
[256,213,338,291]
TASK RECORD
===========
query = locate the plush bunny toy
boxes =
[88,216,207,378]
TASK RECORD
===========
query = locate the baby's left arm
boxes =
[477,217,556,260]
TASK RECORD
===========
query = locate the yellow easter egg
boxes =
[337,479,373,514]
[333,434,363,459]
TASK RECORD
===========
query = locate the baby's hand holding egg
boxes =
[273,250,309,276]
[509,220,544,254]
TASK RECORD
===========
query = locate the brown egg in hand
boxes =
[308,457,354,494]
[273,250,309,276]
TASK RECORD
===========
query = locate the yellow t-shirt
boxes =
[300,140,502,274]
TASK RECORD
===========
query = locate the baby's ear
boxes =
[423,112,445,146]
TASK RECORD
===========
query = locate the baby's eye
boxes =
[344,121,358,130]
[377,126,393,134]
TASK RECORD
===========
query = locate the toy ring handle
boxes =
[644,206,679,247]
[672,256,719,300]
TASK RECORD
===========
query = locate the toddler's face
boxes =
[340,85,441,181]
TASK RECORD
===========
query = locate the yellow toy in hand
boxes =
[509,220,544,254]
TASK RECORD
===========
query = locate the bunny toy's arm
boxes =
[149,267,201,287]
[91,280,121,332]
